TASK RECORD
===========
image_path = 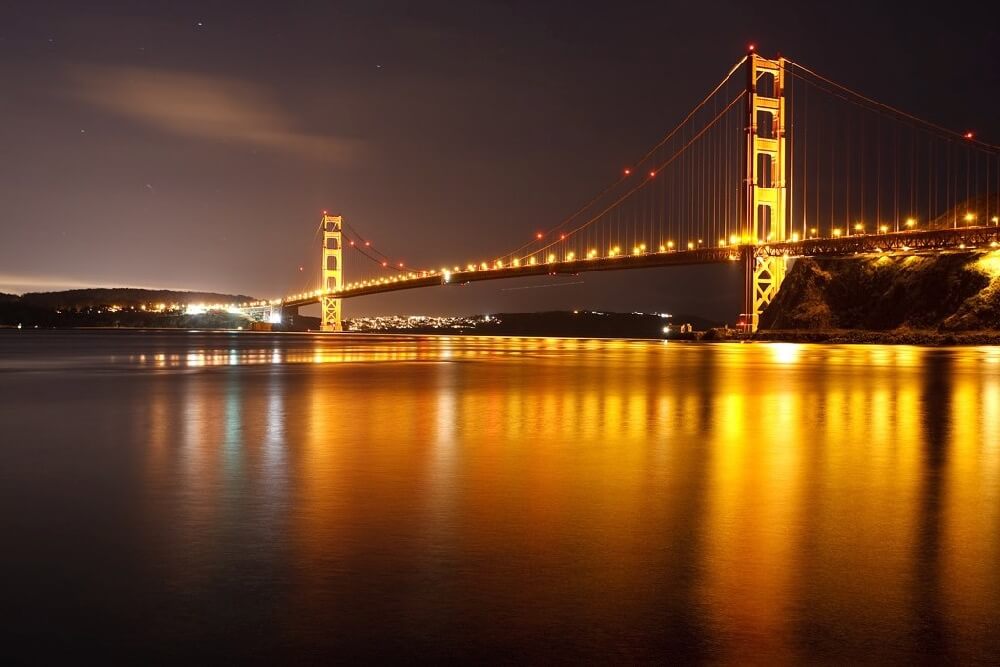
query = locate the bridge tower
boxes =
[321,213,343,332]
[743,51,788,332]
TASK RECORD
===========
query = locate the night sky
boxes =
[2,1,996,319]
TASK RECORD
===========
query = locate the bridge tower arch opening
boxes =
[321,213,343,332]
[744,52,788,332]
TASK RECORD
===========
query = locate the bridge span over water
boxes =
[231,50,999,331]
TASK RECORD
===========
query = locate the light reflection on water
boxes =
[0,330,999,662]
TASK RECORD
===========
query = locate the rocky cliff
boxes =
[759,252,1000,333]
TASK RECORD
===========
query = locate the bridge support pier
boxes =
[321,295,342,332]
[321,213,343,332]
[746,252,787,333]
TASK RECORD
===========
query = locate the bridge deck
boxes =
[282,225,1000,307]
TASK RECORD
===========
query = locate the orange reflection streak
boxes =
[940,358,1000,657]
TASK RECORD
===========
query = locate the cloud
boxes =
[67,64,359,163]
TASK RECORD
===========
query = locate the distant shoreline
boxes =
[5,324,1000,346]
[752,329,1000,346]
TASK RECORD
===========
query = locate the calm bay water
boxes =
[1,330,999,662]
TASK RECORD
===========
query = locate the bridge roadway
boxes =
[281,225,1000,308]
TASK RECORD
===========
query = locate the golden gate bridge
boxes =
[229,49,1000,332]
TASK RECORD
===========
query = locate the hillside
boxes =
[17,288,256,309]
[760,253,1000,334]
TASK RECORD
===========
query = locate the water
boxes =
[2,330,999,663]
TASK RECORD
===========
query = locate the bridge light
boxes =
[624,168,631,175]
[964,212,976,223]
[495,260,503,268]
[528,257,537,265]
[547,253,556,262]
[536,232,543,239]
[964,131,974,140]
[399,262,404,267]
[833,228,842,237]
[667,241,675,250]
[993,216,999,225]
[567,251,575,260]
[649,171,656,178]
[639,243,646,251]
[480,261,488,270]
[364,241,370,246]
[382,261,388,267]
[791,233,800,242]
[719,238,727,247]
[632,246,641,255]
[809,228,817,237]
[513,258,521,267]
[687,242,694,250]
[879,225,889,233]
[854,223,864,233]
[905,218,917,228]
[730,234,739,245]
[588,249,598,258]
[350,240,355,245]
[560,234,566,240]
